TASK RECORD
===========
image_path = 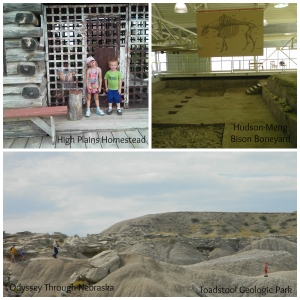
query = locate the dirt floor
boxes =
[152,86,294,148]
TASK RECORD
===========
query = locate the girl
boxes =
[86,56,105,117]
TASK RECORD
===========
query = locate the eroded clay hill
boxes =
[3,212,297,297]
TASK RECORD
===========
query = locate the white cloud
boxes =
[3,152,296,236]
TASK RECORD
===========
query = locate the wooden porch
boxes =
[3,108,149,149]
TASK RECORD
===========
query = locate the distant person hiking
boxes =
[10,245,16,263]
[20,248,25,261]
[53,241,59,259]
[264,262,268,277]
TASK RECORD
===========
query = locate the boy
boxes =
[104,58,123,115]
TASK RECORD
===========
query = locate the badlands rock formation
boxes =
[3,212,297,297]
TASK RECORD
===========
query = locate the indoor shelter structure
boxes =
[152,3,296,149]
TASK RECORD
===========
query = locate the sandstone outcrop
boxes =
[3,212,297,297]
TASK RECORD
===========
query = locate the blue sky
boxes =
[3,152,297,237]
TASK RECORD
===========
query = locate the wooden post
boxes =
[68,90,83,121]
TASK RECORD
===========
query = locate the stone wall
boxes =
[152,80,167,94]
[266,74,297,112]
[262,74,297,147]
[166,77,267,90]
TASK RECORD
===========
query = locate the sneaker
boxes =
[96,109,105,116]
[117,109,122,116]
[85,109,91,117]
[107,108,113,115]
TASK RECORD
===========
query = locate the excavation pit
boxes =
[152,75,296,148]
[152,123,225,148]
[168,111,178,115]
[197,89,226,97]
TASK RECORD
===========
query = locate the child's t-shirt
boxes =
[104,70,123,90]
[87,67,101,88]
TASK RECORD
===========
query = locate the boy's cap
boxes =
[86,56,95,64]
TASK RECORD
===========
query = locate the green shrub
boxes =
[264,222,271,229]
[72,281,89,288]
[259,215,267,221]
[191,218,199,223]
[251,228,264,233]
[269,229,278,233]
[243,222,249,226]
[169,238,176,244]
[286,218,296,222]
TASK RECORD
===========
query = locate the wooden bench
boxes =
[249,62,263,70]
[3,106,68,144]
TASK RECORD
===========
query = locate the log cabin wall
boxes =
[3,3,46,108]
[3,3,48,138]
[3,4,149,138]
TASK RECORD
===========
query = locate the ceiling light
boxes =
[274,3,289,8]
[174,3,188,13]
[263,19,268,26]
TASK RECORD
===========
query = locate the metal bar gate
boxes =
[44,4,148,108]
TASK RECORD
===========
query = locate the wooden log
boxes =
[6,48,45,62]
[3,89,46,109]
[3,71,46,84]
[7,61,44,75]
[4,84,41,96]
[3,11,39,25]
[3,3,43,14]
[22,86,40,99]
[3,24,43,39]
[5,38,41,51]
[15,12,39,26]
[68,90,83,121]
[7,62,19,75]
[3,97,43,109]
[3,12,18,24]
[4,39,22,49]
[39,14,46,49]
[22,37,39,51]
[19,62,36,75]
[36,61,46,72]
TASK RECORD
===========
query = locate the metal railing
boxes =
[153,58,297,74]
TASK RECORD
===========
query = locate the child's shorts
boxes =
[107,89,121,103]
[86,87,99,95]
